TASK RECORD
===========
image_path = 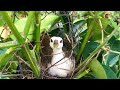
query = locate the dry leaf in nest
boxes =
[0,26,10,40]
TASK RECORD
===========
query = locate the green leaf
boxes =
[83,41,99,59]
[89,18,110,42]
[0,11,24,44]
[24,11,35,40]
[73,20,85,32]
[40,14,59,33]
[103,36,120,67]
[109,37,120,52]
[10,18,34,41]
[102,65,117,79]
[89,58,107,79]
[9,61,18,73]
[74,69,90,79]
[22,45,40,78]
[0,48,7,54]
[76,19,95,61]
[0,17,5,26]
[0,48,15,67]
[117,70,120,78]
[30,46,38,63]
[73,20,87,41]
[104,52,119,67]
[59,11,70,33]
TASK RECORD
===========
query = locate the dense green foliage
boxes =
[0,11,120,79]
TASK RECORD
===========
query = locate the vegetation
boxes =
[0,11,120,79]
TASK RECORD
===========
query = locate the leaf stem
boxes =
[24,11,35,40]
[76,19,95,62]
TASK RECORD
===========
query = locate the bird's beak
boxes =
[53,40,58,48]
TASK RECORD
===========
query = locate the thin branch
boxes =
[14,53,30,68]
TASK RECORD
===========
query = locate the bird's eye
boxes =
[51,39,53,42]
[60,40,63,43]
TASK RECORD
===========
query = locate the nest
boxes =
[40,33,75,79]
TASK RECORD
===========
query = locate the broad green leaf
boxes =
[73,20,87,42]
[76,19,95,61]
[103,36,120,67]
[40,14,60,33]
[102,65,117,79]
[83,41,99,59]
[49,28,65,37]
[87,18,110,42]
[89,58,107,79]
[108,36,120,52]
[10,18,34,41]
[73,20,85,33]
[103,52,119,67]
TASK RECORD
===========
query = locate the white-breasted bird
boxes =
[47,36,75,77]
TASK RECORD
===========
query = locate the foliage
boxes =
[0,11,120,79]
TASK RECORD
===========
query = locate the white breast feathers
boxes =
[47,36,75,77]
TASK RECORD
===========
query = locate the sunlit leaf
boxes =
[40,14,60,33]
[89,58,107,79]
[0,17,5,26]
[10,18,34,41]
[87,18,110,42]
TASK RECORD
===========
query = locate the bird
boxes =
[47,36,75,78]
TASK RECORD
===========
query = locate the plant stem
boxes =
[0,11,40,78]
[34,11,41,55]
[74,68,90,79]
[76,19,95,62]
[24,11,35,40]
[96,18,104,58]
[23,44,40,78]
[0,11,24,44]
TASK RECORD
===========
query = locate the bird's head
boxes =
[50,36,63,50]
